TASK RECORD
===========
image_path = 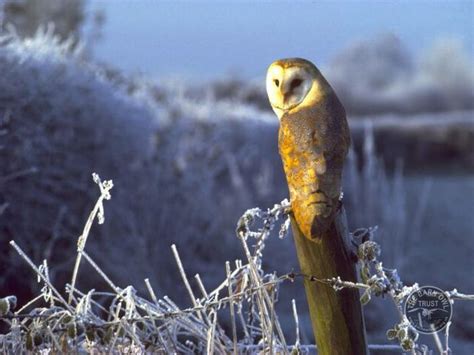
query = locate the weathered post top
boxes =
[266,58,368,355]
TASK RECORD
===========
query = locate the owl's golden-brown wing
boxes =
[279,93,349,241]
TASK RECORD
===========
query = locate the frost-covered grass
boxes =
[2,174,472,354]
[1,27,473,352]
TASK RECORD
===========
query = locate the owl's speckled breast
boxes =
[278,112,333,240]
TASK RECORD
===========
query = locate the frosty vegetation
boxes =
[1,174,473,353]
[1,27,473,352]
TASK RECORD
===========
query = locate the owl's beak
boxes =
[281,84,291,103]
[283,84,300,106]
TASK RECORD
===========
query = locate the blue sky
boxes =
[89,1,473,79]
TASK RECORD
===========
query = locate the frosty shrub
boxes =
[0,27,156,301]
[1,0,85,40]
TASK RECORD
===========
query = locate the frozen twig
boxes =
[443,321,451,355]
[292,299,301,351]
[226,261,238,354]
[171,244,198,308]
[9,241,73,313]
[68,173,113,304]
[446,289,474,301]
[144,278,159,306]
[81,251,120,293]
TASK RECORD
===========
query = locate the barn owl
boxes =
[266,58,350,240]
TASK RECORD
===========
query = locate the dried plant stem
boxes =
[292,299,300,349]
[239,235,288,352]
[171,245,198,308]
[14,294,44,315]
[81,251,120,293]
[206,310,217,354]
[268,282,276,353]
[144,278,159,305]
[444,321,451,354]
[447,289,474,301]
[432,330,443,355]
[194,274,208,298]
[239,237,271,342]
[68,174,113,304]
[226,261,238,354]
[46,326,62,350]
[9,241,73,313]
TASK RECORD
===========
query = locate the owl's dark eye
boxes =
[290,78,303,90]
[273,79,280,87]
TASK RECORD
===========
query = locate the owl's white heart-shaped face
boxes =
[266,59,319,119]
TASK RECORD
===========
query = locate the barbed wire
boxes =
[2,270,471,322]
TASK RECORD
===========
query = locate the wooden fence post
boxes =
[266,57,368,354]
[290,207,368,355]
